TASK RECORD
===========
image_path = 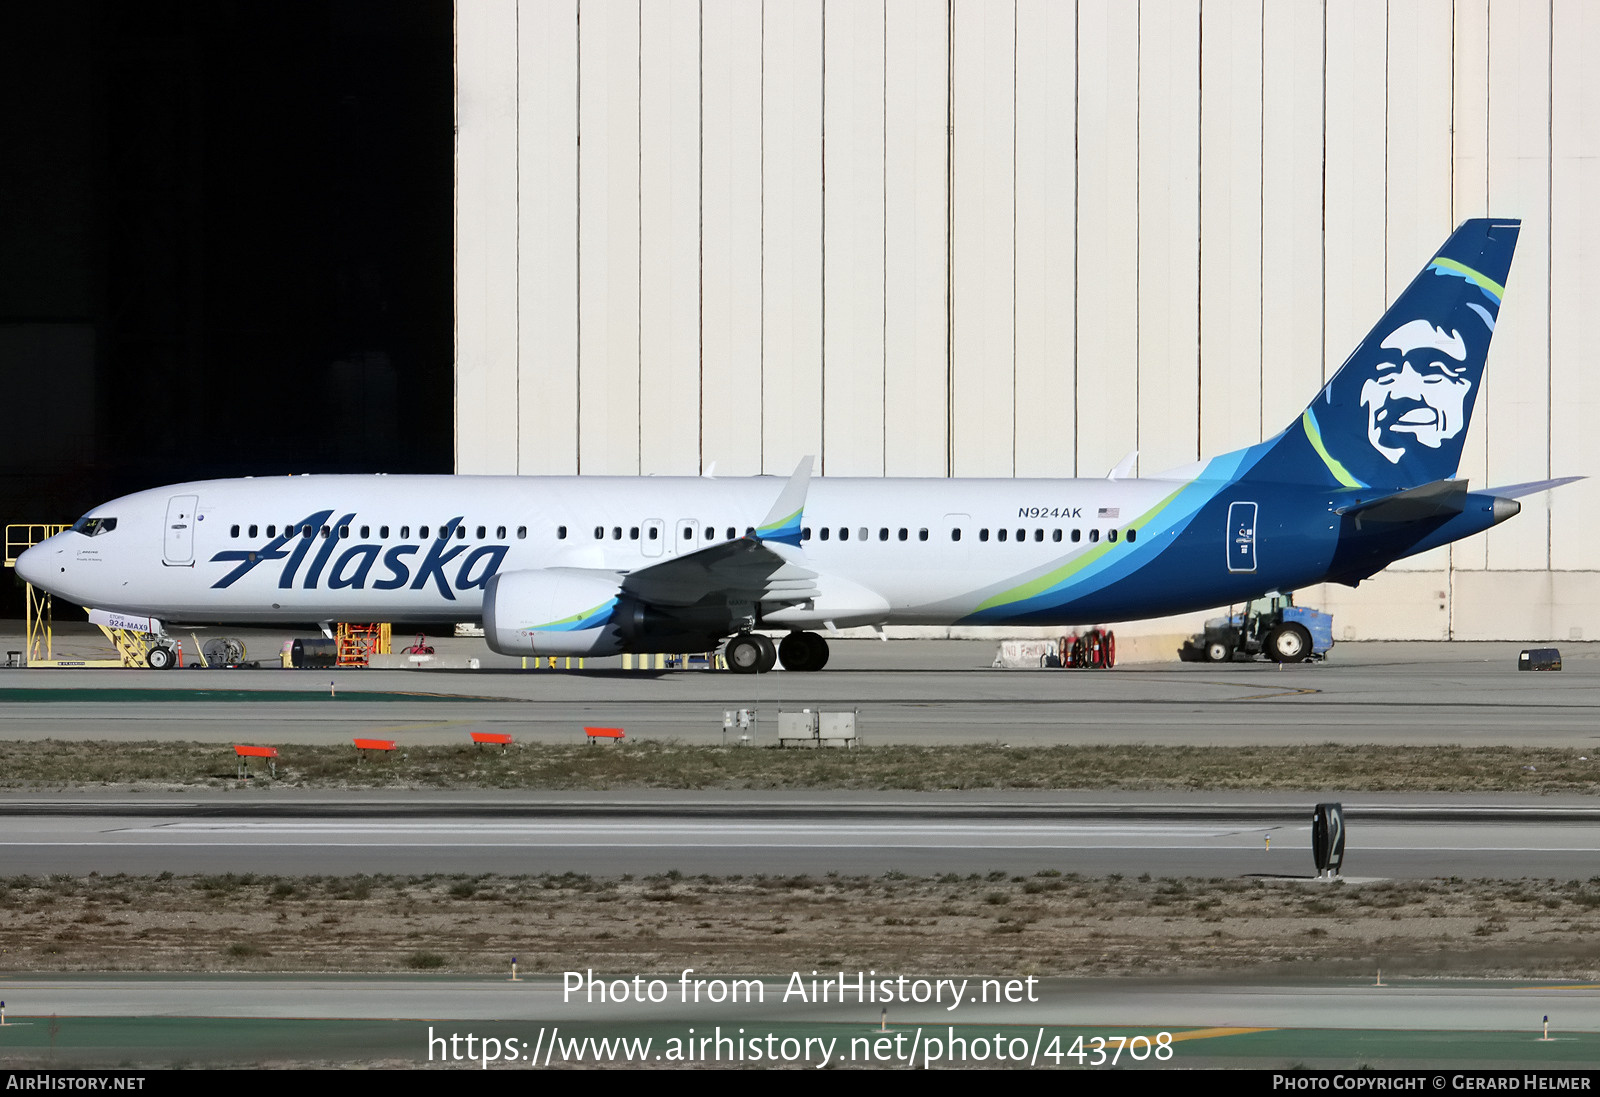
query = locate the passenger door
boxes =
[163,495,199,566]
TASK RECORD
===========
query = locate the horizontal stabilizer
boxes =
[1482,475,1585,499]
[1334,478,1467,525]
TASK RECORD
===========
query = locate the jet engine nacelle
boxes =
[482,569,729,657]
[482,570,629,657]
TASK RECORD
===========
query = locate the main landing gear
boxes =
[725,631,830,674]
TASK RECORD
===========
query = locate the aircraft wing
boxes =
[620,456,819,608]
[620,537,819,607]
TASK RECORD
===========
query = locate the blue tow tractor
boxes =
[1178,592,1334,664]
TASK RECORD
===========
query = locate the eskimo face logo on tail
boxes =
[1313,254,1505,488]
[208,513,508,600]
[1361,319,1474,463]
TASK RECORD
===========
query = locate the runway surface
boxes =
[2,792,1597,877]
[1,638,1599,747]
[3,637,1599,1067]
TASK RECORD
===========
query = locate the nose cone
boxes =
[13,541,49,588]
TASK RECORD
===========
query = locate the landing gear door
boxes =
[1226,501,1257,573]
[164,494,199,566]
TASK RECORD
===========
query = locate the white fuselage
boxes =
[18,473,1188,628]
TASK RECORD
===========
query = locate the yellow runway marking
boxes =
[1168,1027,1277,1042]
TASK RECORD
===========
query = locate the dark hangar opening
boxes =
[0,1,455,617]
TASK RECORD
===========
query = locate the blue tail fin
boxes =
[1242,218,1519,491]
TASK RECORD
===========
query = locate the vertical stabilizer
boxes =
[1240,218,1519,491]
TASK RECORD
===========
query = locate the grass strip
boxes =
[0,739,1594,791]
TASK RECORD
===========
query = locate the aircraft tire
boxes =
[1265,623,1313,663]
[779,632,829,672]
[1205,640,1231,663]
[755,634,778,673]
[778,632,811,671]
[725,635,766,674]
[806,633,830,671]
[146,645,174,670]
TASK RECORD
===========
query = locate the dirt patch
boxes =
[8,871,1600,979]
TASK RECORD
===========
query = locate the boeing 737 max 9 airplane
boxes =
[16,219,1576,672]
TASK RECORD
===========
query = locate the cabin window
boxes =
[951,528,961,541]
[979,529,989,542]
[802,527,812,541]
[556,526,567,539]
[249,525,259,538]
[918,528,928,541]
[646,527,657,540]
[1071,529,1081,543]
[338,525,349,538]
[612,527,622,540]
[517,526,527,539]
[820,528,830,541]
[230,525,240,538]
[898,528,908,541]
[1052,529,1062,542]
[265,525,276,537]
[879,528,889,541]
[1127,528,1137,543]
[681,527,692,540]
[1089,529,1100,543]
[456,525,467,540]
[496,526,507,540]
[840,528,849,541]
[419,526,430,539]
[1108,528,1119,543]
[629,527,639,540]
[859,527,868,541]
[726,527,736,540]
[997,529,1007,542]
[380,526,390,539]
[1034,529,1044,542]
[596,526,606,540]
[476,525,487,540]
[359,526,370,539]
[1016,528,1025,542]
[400,526,411,539]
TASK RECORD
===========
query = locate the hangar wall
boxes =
[454,0,1600,642]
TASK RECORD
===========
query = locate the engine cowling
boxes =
[482,569,729,657]
[482,570,628,656]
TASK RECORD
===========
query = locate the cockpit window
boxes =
[70,516,117,537]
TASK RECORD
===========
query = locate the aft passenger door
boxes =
[163,494,199,566]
